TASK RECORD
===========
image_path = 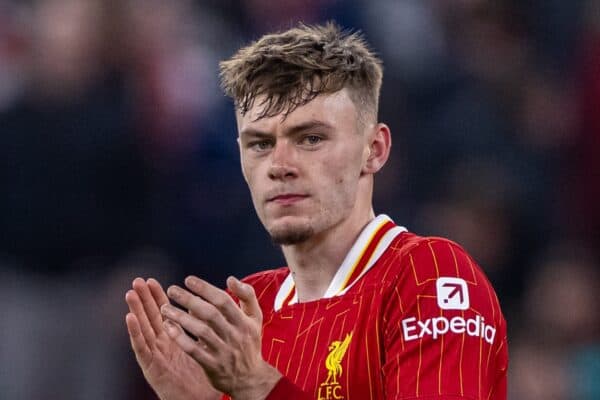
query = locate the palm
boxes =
[142,332,209,400]
[126,278,220,400]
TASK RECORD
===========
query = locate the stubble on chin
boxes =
[269,225,315,245]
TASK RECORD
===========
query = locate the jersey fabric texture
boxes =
[225,214,508,400]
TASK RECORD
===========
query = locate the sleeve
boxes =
[382,238,508,399]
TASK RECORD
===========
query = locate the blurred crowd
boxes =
[0,0,598,399]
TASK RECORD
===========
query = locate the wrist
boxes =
[230,362,282,400]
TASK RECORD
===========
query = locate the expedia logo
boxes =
[317,332,352,400]
[402,315,496,344]
[436,277,469,310]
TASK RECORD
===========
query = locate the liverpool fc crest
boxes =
[318,332,353,399]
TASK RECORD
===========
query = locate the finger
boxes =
[126,287,157,343]
[133,277,164,336]
[147,278,169,308]
[161,303,226,351]
[184,276,246,326]
[125,312,152,366]
[227,276,262,323]
[163,319,216,367]
[167,285,232,338]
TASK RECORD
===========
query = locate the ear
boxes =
[362,123,391,174]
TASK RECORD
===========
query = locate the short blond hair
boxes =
[219,22,383,123]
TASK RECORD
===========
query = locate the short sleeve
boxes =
[382,238,508,399]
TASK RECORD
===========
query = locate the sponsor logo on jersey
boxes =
[318,332,352,400]
[402,314,496,344]
[436,277,470,310]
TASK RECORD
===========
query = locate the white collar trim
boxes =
[273,215,406,311]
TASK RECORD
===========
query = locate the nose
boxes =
[268,141,298,180]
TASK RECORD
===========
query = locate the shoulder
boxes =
[241,266,289,286]
[389,232,490,285]
[380,231,508,398]
[241,266,289,307]
[384,232,504,322]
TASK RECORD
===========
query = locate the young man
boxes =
[125,23,508,400]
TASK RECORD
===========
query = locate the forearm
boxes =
[225,362,283,400]
[198,391,222,400]
[150,378,222,400]
[156,392,221,400]
[222,376,311,400]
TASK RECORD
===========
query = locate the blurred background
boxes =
[0,0,598,398]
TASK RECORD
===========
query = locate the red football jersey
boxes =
[229,215,507,399]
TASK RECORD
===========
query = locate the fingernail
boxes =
[228,276,241,287]
[160,304,171,316]
[185,276,200,287]
[133,277,144,287]
[167,286,181,298]
[147,278,160,287]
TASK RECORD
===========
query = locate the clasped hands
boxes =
[125,275,281,400]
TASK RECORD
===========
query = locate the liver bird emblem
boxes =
[323,332,353,385]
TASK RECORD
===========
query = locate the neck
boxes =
[281,207,375,302]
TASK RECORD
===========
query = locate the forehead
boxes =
[236,89,359,135]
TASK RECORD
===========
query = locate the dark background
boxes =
[0,0,598,398]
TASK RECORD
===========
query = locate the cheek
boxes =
[320,158,359,201]
[241,163,262,205]
[326,154,362,187]
[241,158,260,187]
[319,152,351,184]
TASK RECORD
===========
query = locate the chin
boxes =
[267,217,315,245]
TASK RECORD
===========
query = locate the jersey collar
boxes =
[274,214,407,311]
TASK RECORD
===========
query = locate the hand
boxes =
[125,278,221,400]
[161,276,282,400]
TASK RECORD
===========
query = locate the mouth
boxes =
[267,193,309,206]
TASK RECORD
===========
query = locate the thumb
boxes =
[227,276,261,322]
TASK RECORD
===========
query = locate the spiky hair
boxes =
[219,22,383,122]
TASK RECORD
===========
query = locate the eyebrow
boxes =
[239,119,333,139]
[286,120,334,135]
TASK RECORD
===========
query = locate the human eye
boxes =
[299,134,323,147]
[248,139,274,152]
